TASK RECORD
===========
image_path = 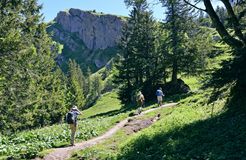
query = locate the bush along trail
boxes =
[36,103,178,160]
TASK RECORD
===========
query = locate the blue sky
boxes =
[38,0,165,22]
[38,0,222,22]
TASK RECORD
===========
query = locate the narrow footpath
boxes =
[38,103,178,160]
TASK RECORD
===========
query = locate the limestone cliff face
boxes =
[51,8,125,51]
[48,9,125,70]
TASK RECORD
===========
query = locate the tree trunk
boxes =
[171,1,178,84]
[172,59,178,84]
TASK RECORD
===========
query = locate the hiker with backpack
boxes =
[66,105,81,146]
[156,87,165,107]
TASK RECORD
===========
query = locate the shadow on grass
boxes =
[203,50,246,110]
[116,110,246,160]
[85,102,143,119]
[86,107,133,119]
[165,92,194,103]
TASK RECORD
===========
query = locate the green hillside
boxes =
[69,78,246,160]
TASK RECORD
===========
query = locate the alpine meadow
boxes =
[0,0,246,160]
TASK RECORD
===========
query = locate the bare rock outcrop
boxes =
[51,8,125,51]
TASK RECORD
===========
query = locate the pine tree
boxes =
[161,0,188,84]
[114,23,135,103]
[154,23,170,84]
[91,74,103,98]
[160,0,207,84]
[115,0,158,103]
[0,0,68,133]
[84,67,92,98]
[68,59,85,107]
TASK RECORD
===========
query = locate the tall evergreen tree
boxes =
[0,0,68,133]
[84,67,92,98]
[68,59,85,107]
[91,74,103,98]
[161,0,191,84]
[115,0,158,103]
[161,0,208,84]
[155,23,171,84]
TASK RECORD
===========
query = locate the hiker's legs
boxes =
[157,96,162,106]
[137,107,142,114]
[142,100,145,108]
[70,124,76,145]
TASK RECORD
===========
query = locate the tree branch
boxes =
[183,0,207,12]
[203,0,243,48]
[221,0,246,44]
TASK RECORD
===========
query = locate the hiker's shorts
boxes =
[157,96,162,102]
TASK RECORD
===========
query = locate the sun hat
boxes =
[72,105,78,110]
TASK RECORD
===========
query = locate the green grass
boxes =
[86,10,128,21]
[0,156,8,160]
[182,76,200,91]
[115,94,246,160]
[37,149,54,159]
[81,92,122,119]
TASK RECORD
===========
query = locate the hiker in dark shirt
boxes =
[69,105,81,146]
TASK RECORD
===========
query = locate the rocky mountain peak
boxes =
[53,8,125,50]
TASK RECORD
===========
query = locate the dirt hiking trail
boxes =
[37,103,178,160]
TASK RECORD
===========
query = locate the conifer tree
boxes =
[91,74,103,98]
[0,0,68,133]
[115,0,158,103]
[161,0,190,84]
[161,0,208,84]
[84,68,92,98]
[68,59,85,107]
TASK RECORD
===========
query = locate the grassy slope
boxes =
[69,77,246,160]
[80,92,122,119]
